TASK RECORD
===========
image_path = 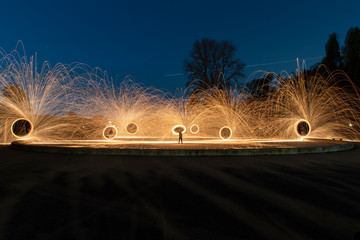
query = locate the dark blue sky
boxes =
[0,0,359,92]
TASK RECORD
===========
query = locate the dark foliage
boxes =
[342,27,360,86]
[184,38,245,97]
[245,73,275,99]
[321,33,342,71]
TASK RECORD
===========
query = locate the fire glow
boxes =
[1,45,360,146]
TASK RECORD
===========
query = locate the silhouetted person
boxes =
[354,231,360,240]
[300,126,305,136]
[178,131,183,144]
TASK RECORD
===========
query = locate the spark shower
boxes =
[1,44,360,144]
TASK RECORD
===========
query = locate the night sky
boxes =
[0,0,359,92]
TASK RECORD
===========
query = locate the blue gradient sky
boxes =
[0,0,359,92]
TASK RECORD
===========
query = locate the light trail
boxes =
[0,44,359,146]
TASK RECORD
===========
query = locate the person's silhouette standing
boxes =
[178,131,183,144]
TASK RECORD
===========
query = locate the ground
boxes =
[0,144,359,240]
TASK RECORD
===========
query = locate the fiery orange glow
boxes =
[172,125,186,135]
[0,45,360,145]
[126,122,138,134]
[294,119,311,137]
[190,124,199,134]
[219,126,232,140]
[102,126,118,140]
[11,118,33,138]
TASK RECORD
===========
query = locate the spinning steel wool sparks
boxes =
[1,44,360,146]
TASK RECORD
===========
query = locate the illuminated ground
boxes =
[0,143,360,239]
[20,138,342,149]
[11,138,353,156]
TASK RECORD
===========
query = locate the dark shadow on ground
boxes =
[0,145,360,239]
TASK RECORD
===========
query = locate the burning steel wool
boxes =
[1,44,360,145]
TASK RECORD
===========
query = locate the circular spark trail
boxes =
[190,124,199,134]
[172,125,186,135]
[295,119,311,137]
[219,126,232,140]
[103,126,118,140]
[126,123,138,134]
[0,43,360,144]
[11,118,33,138]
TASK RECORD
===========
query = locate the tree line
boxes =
[184,26,360,98]
[321,27,360,86]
